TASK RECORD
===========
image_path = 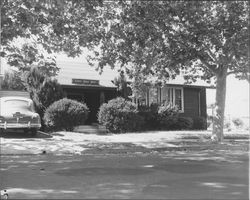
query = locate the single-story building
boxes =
[56,59,214,125]
[0,57,215,126]
[56,60,118,124]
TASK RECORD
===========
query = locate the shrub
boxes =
[173,117,193,130]
[32,79,65,130]
[138,104,159,130]
[224,119,231,131]
[44,98,89,131]
[232,118,244,129]
[193,117,207,130]
[98,97,144,133]
[24,67,65,130]
[157,103,179,130]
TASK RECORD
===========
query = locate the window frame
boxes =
[162,86,184,113]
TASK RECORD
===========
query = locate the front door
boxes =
[83,91,100,124]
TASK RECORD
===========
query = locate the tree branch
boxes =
[197,54,218,74]
[203,44,219,64]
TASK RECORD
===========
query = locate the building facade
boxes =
[134,84,207,119]
[56,60,212,125]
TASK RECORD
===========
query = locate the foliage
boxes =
[158,103,179,118]
[112,71,131,99]
[5,42,59,77]
[192,117,207,130]
[32,78,65,113]
[2,1,249,141]
[224,120,231,131]
[86,1,249,141]
[174,117,193,130]
[232,118,244,128]
[1,0,102,84]
[0,69,25,90]
[138,104,159,130]
[24,66,46,96]
[157,104,179,129]
[44,98,89,131]
[24,66,64,129]
[87,1,249,82]
[98,97,144,133]
[1,0,103,56]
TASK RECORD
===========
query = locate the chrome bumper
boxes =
[0,122,41,129]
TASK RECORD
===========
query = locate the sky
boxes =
[1,54,249,120]
[206,77,249,119]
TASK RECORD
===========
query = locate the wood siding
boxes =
[180,87,207,118]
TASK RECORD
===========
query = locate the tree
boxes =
[1,69,25,90]
[1,1,249,142]
[24,66,64,130]
[5,42,59,77]
[112,71,132,99]
[1,0,103,57]
[1,0,104,87]
[85,1,249,142]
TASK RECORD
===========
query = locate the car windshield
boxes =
[4,99,34,111]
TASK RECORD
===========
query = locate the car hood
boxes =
[1,108,39,118]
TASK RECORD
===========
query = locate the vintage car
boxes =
[0,96,41,135]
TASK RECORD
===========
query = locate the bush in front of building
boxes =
[138,104,160,130]
[192,116,207,130]
[24,67,65,130]
[232,117,244,129]
[98,97,144,133]
[157,104,179,130]
[44,98,89,131]
[173,117,194,130]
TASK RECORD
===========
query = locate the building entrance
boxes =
[65,87,117,125]
[83,91,100,124]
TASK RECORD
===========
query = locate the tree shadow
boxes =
[153,160,218,173]
[0,130,52,139]
[55,167,154,176]
[143,176,249,199]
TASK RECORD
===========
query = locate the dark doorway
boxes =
[83,91,100,124]
[67,94,84,103]
[63,87,117,125]
[67,92,100,124]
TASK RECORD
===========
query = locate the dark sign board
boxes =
[72,79,99,85]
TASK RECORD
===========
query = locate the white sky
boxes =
[207,76,249,118]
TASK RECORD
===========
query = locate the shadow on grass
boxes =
[55,167,154,176]
[0,130,52,139]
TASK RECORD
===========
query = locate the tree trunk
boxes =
[212,67,228,142]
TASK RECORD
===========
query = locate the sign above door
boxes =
[72,79,99,86]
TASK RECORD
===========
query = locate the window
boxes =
[162,87,184,112]
[4,99,35,112]
[134,86,184,112]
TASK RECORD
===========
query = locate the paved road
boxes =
[1,151,249,199]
